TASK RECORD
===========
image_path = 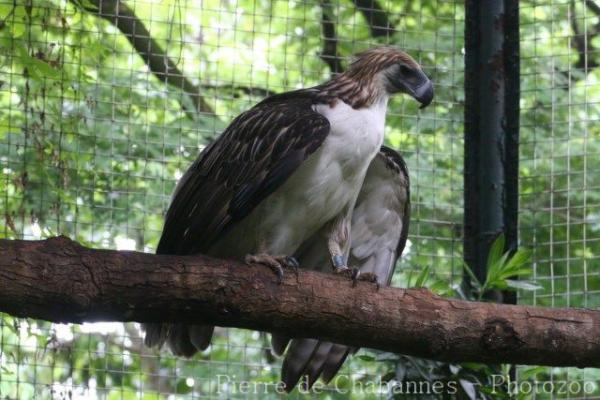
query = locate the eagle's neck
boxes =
[317,73,388,109]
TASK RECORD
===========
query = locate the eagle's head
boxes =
[345,46,434,108]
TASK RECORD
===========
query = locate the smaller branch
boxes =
[569,0,599,76]
[201,83,277,98]
[319,0,344,75]
[72,0,215,119]
[351,0,395,38]
[585,0,600,16]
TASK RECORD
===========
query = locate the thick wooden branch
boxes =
[1,237,599,368]
[71,0,216,118]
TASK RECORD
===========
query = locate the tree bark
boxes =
[1,236,599,368]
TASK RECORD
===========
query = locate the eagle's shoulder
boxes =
[254,87,322,106]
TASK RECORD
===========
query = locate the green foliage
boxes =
[463,235,536,300]
[364,235,592,400]
[378,233,600,399]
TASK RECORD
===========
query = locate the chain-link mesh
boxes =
[0,0,464,397]
[3,0,598,399]
[518,0,600,398]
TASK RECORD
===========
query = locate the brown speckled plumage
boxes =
[317,46,422,108]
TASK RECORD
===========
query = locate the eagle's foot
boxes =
[283,255,301,278]
[245,253,299,283]
[331,255,358,281]
[334,266,359,281]
[355,272,380,289]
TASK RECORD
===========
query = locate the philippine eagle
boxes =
[143,46,432,388]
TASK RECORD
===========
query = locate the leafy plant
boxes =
[360,235,539,400]
[463,234,538,301]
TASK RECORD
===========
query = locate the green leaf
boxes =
[519,366,550,380]
[17,47,61,80]
[357,354,375,362]
[486,233,506,270]
[504,248,532,271]
[429,280,451,295]
[73,0,99,11]
[413,264,430,288]
[505,279,542,291]
[462,261,481,289]
[488,251,510,279]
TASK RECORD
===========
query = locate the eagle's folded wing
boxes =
[143,95,331,355]
[157,96,331,255]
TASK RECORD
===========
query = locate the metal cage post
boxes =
[464,0,520,302]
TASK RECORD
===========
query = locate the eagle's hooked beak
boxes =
[405,69,434,109]
[414,79,434,109]
[391,66,434,109]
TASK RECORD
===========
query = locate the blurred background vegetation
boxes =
[0,0,598,398]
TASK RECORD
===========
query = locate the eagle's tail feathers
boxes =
[302,341,333,390]
[142,323,213,358]
[189,324,214,351]
[281,339,353,392]
[270,333,290,356]
[281,338,319,392]
[142,323,168,348]
[321,344,352,384]
[166,323,197,358]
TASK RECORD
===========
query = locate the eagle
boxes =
[273,146,410,391]
[142,45,432,384]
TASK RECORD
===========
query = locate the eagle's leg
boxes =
[245,253,300,283]
[328,213,358,280]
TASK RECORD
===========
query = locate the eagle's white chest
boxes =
[297,99,387,211]
[209,99,388,258]
[314,100,387,173]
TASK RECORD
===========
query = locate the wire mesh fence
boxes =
[0,0,597,398]
[517,1,600,398]
[0,0,464,397]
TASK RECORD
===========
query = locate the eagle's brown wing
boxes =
[275,146,410,392]
[157,96,330,255]
[143,94,330,356]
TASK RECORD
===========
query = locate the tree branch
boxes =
[1,236,600,368]
[71,0,216,118]
[569,0,599,75]
[585,0,600,16]
[201,83,278,98]
[319,0,344,75]
[350,0,395,37]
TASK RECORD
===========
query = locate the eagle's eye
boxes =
[399,64,413,76]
